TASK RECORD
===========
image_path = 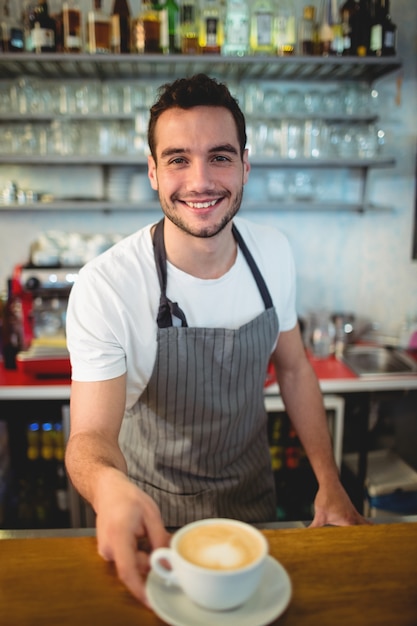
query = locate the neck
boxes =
[162,220,238,279]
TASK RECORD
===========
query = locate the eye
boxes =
[212,155,231,162]
[169,157,187,165]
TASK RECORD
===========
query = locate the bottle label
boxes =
[384,30,396,50]
[32,26,55,49]
[370,24,382,52]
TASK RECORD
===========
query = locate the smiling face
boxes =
[148,106,250,239]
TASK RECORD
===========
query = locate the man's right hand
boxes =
[94,468,171,607]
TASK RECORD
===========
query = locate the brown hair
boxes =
[147,74,247,161]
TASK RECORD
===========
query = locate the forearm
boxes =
[65,430,129,513]
[277,358,340,486]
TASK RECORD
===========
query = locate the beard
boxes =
[158,186,244,239]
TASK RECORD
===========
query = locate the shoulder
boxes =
[77,223,155,282]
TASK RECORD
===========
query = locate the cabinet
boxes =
[0,52,402,214]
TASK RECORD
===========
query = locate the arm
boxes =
[270,325,370,526]
[65,375,170,605]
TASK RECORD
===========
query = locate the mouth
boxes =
[184,199,220,210]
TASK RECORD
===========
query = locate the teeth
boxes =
[186,199,217,209]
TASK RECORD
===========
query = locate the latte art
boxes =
[178,523,262,570]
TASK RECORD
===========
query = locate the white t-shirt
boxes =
[66,217,297,409]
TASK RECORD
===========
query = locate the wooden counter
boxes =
[1,523,416,625]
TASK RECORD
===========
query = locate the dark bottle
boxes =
[30,0,57,52]
[380,0,396,55]
[350,0,371,56]
[340,0,359,55]
[111,0,131,53]
[0,0,25,52]
[1,279,23,370]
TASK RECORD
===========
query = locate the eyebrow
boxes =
[160,143,239,159]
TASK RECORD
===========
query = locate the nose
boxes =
[186,159,216,193]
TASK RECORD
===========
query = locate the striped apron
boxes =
[120,218,279,528]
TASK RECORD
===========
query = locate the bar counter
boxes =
[1,523,416,625]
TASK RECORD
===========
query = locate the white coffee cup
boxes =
[150,518,268,611]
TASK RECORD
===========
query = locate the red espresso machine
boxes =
[10,263,77,377]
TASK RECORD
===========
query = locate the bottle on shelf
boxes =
[159,0,181,54]
[1,278,23,371]
[370,0,396,56]
[0,0,25,52]
[274,0,296,56]
[86,0,111,54]
[318,0,334,56]
[298,4,315,55]
[223,0,250,57]
[249,0,275,55]
[62,0,82,52]
[179,0,199,53]
[199,0,223,54]
[52,423,70,527]
[350,0,371,56]
[110,0,131,53]
[340,0,359,55]
[29,0,57,53]
[329,0,344,55]
[131,0,161,53]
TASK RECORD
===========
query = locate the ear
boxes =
[148,155,158,190]
[243,149,250,185]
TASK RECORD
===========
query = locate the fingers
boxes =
[113,536,151,607]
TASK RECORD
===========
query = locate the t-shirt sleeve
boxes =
[66,267,127,382]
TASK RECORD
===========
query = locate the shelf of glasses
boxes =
[0,155,396,167]
[0,53,403,83]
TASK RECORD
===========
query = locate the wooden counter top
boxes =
[1,523,416,625]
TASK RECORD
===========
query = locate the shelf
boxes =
[0,155,396,167]
[0,53,403,83]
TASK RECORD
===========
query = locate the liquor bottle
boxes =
[62,0,82,52]
[318,0,334,55]
[86,0,111,54]
[30,0,57,52]
[199,0,223,54]
[274,0,296,56]
[223,0,250,57]
[131,0,161,53]
[0,0,25,51]
[329,0,343,55]
[111,0,131,53]
[1,279,23,370]
[340,0,359,55]
[379,0,396,55]
[159,0,180,54]
[249,0,275,55]
[179,0,199,53]
[298,5,315,55]
[52,423,70,527]
[350,0,371,56]
[369,0,382,55]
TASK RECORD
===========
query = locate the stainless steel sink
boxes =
[342,345,417,377]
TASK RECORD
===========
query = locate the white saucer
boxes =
[146,555,292,626]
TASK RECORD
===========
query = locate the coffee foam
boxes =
[178,523,262,571]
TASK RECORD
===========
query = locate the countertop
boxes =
[1,523,416,626]
[1,351,417,400]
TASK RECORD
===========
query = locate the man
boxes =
[65,73,368,607]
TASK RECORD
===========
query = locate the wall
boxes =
[0,0,416,339]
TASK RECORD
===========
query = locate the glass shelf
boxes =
[0,53,403,83]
